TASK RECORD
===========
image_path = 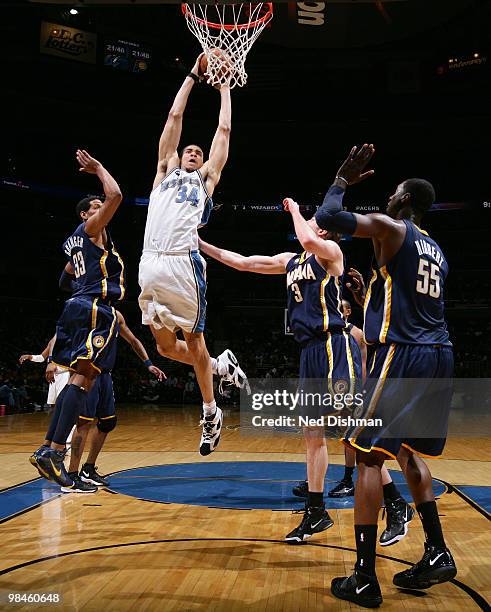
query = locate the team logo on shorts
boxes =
[334,379,349,394]
[93,335,105,349]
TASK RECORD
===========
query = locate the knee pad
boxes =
[97,415,117,433]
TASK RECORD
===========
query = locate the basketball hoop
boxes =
[182,3,273,89]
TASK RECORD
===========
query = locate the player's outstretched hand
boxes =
[148,365,166,382]
[283,198,300,214]
[346,267,366,307]
[336,144,375,186]
[19,354,32,365]
[45,362,57,384]
[76,149,102,175]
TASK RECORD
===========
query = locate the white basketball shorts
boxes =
[138,250,207,334]
[46,368,71,405]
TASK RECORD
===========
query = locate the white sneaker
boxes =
[216,349,250,394]
[199,407,223,456]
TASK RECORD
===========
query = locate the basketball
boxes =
[200,48,233,83]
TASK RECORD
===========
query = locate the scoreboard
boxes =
[104,38,151,73]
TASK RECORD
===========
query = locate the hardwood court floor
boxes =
[0,406,490,611]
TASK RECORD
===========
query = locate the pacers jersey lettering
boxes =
[286,252,346,345]
[63,223,126,302]
[364,220,450,345]
[143,167,213,253]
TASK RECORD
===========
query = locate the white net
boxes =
[182,3,273,89]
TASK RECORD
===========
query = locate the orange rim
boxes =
[182,3,273,31]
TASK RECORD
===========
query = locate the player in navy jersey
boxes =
[198,148,374,544]
[199,226,358,543]
[31,150,124,490]
[63,309,165,492]
[312,146,456,607]
[291,291,415,546]
[29,264,165,492]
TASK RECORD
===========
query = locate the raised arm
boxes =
[199,238,294,275]
[117,313,166,381]
[77,150,122,238]
[202,85,231,196]
[153,56,203,190]
[283,198,343,276]
[314,144,405,251]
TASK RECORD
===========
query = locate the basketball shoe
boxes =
[328,479,355,498]
[29,445,51,480]
[393,543,457,589]
[199,406,223,456]
[285,504,334,544]
[36,447,73,487]
[379,498,415,546]
[61,472,98,494]
[80,464,109,487]
[331,566,383,608]
[216,350,250,394]
[292,480,308,498]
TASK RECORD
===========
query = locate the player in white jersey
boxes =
[138,54,247,456]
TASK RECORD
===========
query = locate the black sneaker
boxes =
[80,464,109,487]
[328,479,355,498]
[292,480,308,498]
[393,542,457,589]
[61,472,98,494]
[331,567,383,608]
[285,505,334,544]
[379,498,415,546]
[29,445,52,480]
[36,447,73,487]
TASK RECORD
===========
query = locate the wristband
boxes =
[187,72,201,84]
[47,355,53,364]
[335,176,349,187]
[31,354,45,363]
[144,359,153,368]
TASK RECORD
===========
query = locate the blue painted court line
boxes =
[0,480,61,521]
[457,486,491,514]
[108,462,447,511]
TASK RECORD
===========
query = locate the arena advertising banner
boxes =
[40,22,97,64]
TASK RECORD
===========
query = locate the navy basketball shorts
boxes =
[345,343,454,459]
[298,331,362,420]
[79,372,115,422]
[51,319,72,370]
[56,296,119,373]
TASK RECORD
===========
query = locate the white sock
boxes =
[210,357,218,375]
[203,400,216,417]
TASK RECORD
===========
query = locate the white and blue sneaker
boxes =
[199,407,223,456]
